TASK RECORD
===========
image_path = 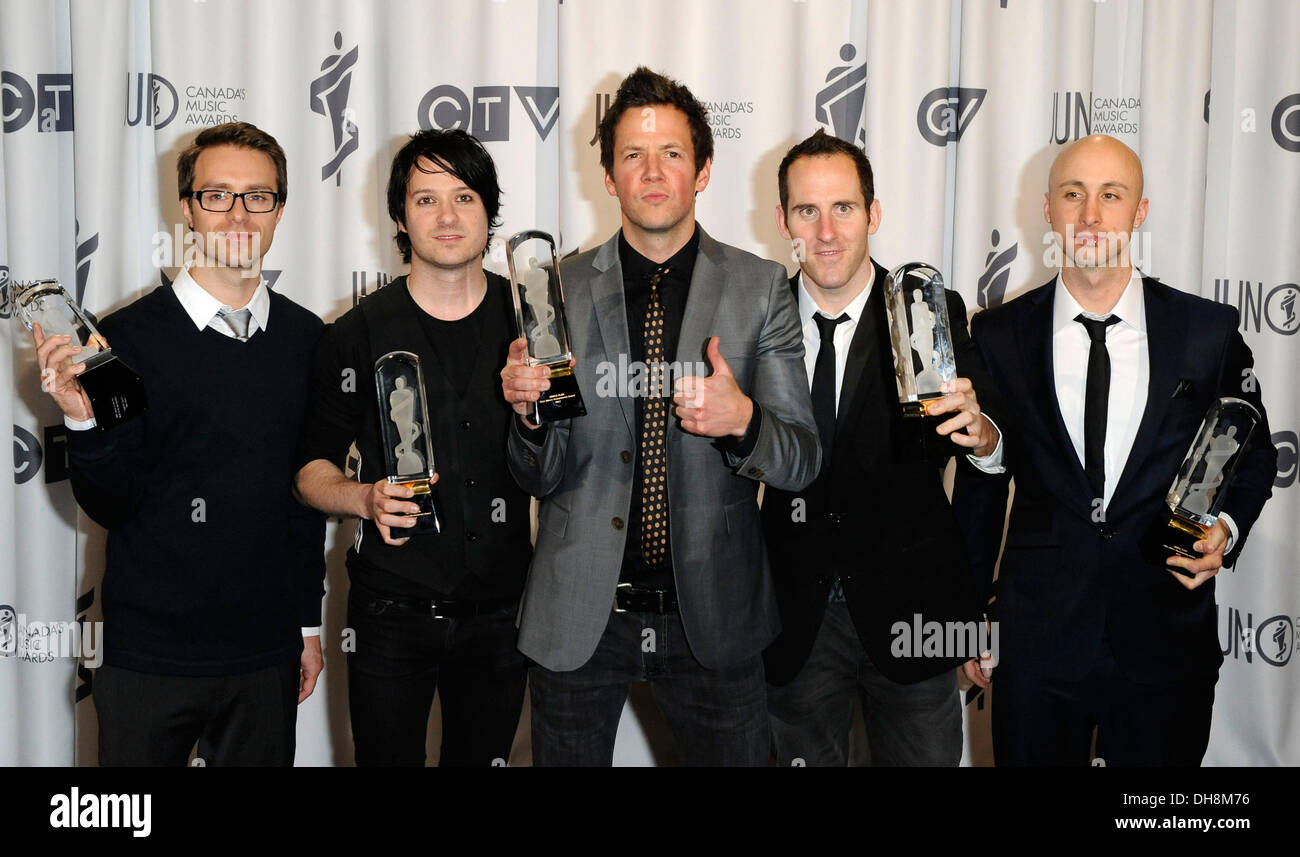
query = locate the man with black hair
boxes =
[35,121,325,766]
[502,67,819,766]
[762,129,1002,766]
[296,129,531,766]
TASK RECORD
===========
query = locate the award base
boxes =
[390,477,441,535]
[533,363,587,424]
[902,395,944,419]
[78,354,148,431]
[1139,514,1209,575]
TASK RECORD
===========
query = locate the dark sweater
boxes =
[68,285,326,677]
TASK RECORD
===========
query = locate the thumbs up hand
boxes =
[672,336,754,438]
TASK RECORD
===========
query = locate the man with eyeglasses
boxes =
[33,122,326,766]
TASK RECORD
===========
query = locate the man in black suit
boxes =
[762,130,1002,766]
[953,134,1278,766]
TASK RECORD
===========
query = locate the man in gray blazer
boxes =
[501,67,820,765]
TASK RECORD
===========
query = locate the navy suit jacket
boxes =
[952,275,1277,686]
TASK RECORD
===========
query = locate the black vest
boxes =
[349,273,531,599]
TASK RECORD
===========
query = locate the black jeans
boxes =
[529,609,770,766]
[346,582,527,766]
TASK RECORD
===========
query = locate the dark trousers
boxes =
[94,659,299,766]
[529,609,770,766]
[766,601,962,766]
[992,641,1216,766]
[346,582,527,766]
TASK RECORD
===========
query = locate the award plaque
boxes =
[375,351,440,535]
[14,279,147,431]
[1140,397,1261,573]
[883,263,957,418]
[505,230,587,424]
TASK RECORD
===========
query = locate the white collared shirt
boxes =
[797,267,874,415]
[796,266,1002,470]
[171,264,271,338]
[1052,268,1149,510]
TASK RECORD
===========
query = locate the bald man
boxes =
[953,135,1277,766]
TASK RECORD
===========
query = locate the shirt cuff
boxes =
[965,413,1005,473]
[1219,512,1239,561]
[64,414,97,431]
[302,626,321,638]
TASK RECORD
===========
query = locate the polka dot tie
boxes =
[641,267,670,566]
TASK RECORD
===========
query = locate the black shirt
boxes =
[618,229,700,589]
[296,274,531,601]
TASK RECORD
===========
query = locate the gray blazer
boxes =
[508,228,820,671]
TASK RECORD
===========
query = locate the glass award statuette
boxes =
[14,279,147,431]
[505,230,587,424]
[883,263,957,418]
[375,351,440,535]
[1140,397,1261,573]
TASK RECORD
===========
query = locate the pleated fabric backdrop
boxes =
[0,0,1294,766]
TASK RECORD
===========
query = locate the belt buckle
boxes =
[613,582,631,614]
[430,599,446,620]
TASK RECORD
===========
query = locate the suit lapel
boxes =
[1019,283,1095,515]
[672,229,725,369]
[1110,278,1186,510]
[834,263,888,442]
[589,234,635,437]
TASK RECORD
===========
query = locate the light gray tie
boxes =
[216,307,253,341]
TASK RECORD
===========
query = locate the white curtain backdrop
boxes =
[1,0,1294,766]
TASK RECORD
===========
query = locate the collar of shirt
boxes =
[172,265,271,335]
[795,264,875,331]
[617,225,700,288]
[1051,267,1146,337]
[795,265,875,403]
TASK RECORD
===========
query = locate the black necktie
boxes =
[640,267,671,566]
[1076,313,1121,498]
[812,313,849,464]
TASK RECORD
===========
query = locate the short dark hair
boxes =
[777,129,875,212]
[598,66,713,176]
[387,129,502,263]
[177,122,287,203]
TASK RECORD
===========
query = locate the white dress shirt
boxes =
[796,267,1002,469]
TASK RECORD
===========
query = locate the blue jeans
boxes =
[529,609,770,766]
[346,582,527,766]
[767,601,962,766]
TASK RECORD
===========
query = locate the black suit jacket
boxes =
[952,275,1278,687]
[763,261,999,686]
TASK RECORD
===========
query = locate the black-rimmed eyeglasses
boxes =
[185,189,281,213]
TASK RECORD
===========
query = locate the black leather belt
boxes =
[613,583,679,614]
[364,593,517,619]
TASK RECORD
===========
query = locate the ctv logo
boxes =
[417,84,559,142]
[2,71,73,132]
[917,86,986,146]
